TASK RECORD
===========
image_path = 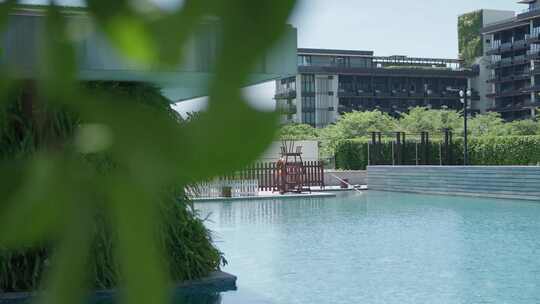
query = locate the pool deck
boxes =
[192,185,368,202]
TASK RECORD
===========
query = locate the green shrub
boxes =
[335,136,540,169]
[468,136,540,165]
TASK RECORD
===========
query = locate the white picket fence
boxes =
[188,179,259,199]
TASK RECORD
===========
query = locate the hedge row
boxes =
[335,136,540,170]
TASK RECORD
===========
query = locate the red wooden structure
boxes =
[236,161,325,192]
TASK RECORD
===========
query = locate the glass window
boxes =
[297,55,312,66]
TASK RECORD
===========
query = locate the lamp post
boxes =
[459,88,472,166]
[446,86,471,165]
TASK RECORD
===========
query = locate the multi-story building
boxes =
[275,48,473,127]
[459,9,516,113]
[480,0,540,120]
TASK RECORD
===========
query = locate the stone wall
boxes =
[368,166,540,201]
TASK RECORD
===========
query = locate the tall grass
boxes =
[0,82,224,293]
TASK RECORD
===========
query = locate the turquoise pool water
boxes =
[194,191,540,304]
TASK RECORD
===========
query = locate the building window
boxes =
[298,55,312,66]
[301,74,315,93]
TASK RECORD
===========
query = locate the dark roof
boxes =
[298,48,374,57]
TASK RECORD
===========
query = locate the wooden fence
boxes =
[192,161,325,198]
[239,161,325,191]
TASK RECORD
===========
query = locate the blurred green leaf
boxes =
[0,156,68,247]
[39,5,78,102]
[37,205,93,304]
[108,177,167,304]
[0,1,298,304]
[86,0,157,64]
[0,0,16,30]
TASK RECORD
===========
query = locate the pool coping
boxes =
[0,271,237,304]
[193,192,337,202]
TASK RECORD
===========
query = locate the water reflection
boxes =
[198,193,367,228]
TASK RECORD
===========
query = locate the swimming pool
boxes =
[194,191,540,304]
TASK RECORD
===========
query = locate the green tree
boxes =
[335,110,397,138]
[506,119,540,136]
[399,107,461,134]
[278,123,318,140]
[316,110,396,157]
[467,112,509,137]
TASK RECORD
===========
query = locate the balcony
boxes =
[274,89,297,99]
[485,40,527,56]
[487,87,531,98]
[527,49,540,59]
[500,42,513,51]
[531,66,540,75]
[277,105,297,115]
[337,90,374,98]
[374,90,392,98]
[523,84,540,92]
[490,101,537,113]
[528,28,540,42]
[513,55,528,65]
[514,73,532,81]
[391,90,409,98]
[409,91,426,98]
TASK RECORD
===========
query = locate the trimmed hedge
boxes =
[335,136,540,170]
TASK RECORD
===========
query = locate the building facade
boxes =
[275,49,473,128]
[459,9,516,114]
[480,1,540,120]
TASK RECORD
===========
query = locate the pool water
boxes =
[194,191,540,304]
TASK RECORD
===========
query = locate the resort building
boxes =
[478,1,540,120]
[275,49,474,128]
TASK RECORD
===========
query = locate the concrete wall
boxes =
[324,170,367,187]
[470,56,494,113]
[2,8,298,101]
[368,166,540,201]
[482,9,515,26]
[259,140,319,162]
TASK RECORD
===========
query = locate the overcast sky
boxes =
[21,0,525,116]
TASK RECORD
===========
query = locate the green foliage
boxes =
[336,110,397,137]
[399,107,461,133]
[505,119,540,136]
[278,123,318,140]
[466,112,509,136]
[335,135,540,169]
[0,2,297,304]
[0,83,224,292]
[335,139,369,170]
[468,136,540,165]
[458,10,483,66]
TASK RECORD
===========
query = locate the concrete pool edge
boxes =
[368,166,540,202]
[0,271,237,304]
[193,192,337,202]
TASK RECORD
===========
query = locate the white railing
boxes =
[188,179,259,199]
[489,40,501,50]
